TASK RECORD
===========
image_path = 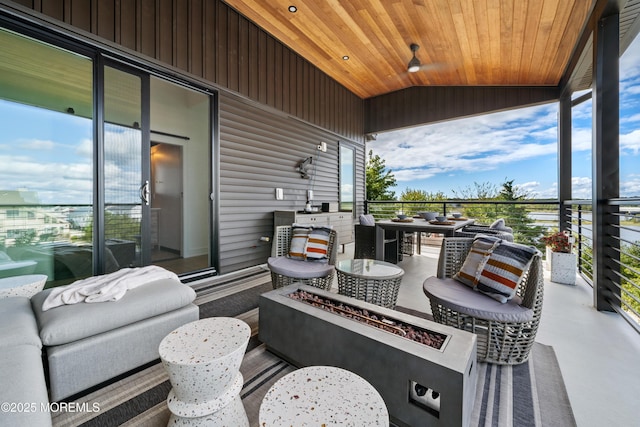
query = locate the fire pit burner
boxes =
[289,290,446,350]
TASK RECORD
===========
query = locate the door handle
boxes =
[140,180,150,205]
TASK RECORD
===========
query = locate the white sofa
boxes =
[0,297,51,426]
[0,276,199,425]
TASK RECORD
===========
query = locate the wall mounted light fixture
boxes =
[296,156,313,179]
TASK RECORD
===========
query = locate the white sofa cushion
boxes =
[31,278,196,346]
[0,297,41,349]
[0,345,51,426]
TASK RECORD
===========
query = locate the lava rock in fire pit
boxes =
[289,290,446,350]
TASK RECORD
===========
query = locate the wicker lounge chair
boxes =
[267,225,338,291]
[423,237,544,365]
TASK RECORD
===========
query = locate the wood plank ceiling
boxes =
[223,0,595,99]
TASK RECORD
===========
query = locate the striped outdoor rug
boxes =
[51,272,575,427]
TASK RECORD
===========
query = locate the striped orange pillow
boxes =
[453,235,500,288]
[304,226,333,261]
[476,240,539,303]
[288,225,311,260]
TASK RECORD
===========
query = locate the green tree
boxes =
[451,181,499,200]
[366,150,396,200]
[495,179,545,247]
[399,188,447,216]
[620,242,640,316]
[400,188,446,201]
[452,179,544,247]
[451,181,500,223]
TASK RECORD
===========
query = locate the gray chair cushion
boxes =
[490,218,514,233]
[423,277,533,323]
[359,214,376,226]
[31,278,196,346]
[268,256,334,279]
[0,297,41,348]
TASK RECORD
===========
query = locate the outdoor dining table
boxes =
[375,218,475,261]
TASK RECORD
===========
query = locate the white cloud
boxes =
[369,103,559,177]
[622,113,640,124]
[75,138,93,158]
[571,177,592,199]
[393,168,440,182]
[620,129,640,154]
[0,154,93,204]
[19,138,56,151]
[531,181,558,199]
[572,128,592,151]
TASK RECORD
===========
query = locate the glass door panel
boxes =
[149,77,212,276]
[103,65,146,271]
[0,28,94,287]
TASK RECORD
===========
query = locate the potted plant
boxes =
[541,231,576,285]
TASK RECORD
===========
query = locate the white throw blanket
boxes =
[42,265,180,311]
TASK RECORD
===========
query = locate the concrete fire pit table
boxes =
[259,365,388,426]
[259,284,477,427]
[159,317,251,425]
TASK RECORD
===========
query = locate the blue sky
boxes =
[368,36,640,200]
[0,101,143,205]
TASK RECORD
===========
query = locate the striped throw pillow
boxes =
[453,235,500,288]
[288,225,311,260]
[304,226,333,261]
[476,240,539,303]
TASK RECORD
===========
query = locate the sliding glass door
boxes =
[102,64,150,271]
[0,25,215,286]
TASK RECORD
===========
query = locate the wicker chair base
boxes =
[337,273,402,309]
[427,237,544,365]
[270,271,333,291]
[429,299,538,365]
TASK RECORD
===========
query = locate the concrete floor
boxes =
[337,241,640,427]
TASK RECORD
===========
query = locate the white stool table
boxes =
[0,274,47,298]
[259,365,389,426]
[159,317,251,426]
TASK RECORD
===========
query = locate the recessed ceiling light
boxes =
[288,5,297,13]
[342,55,349,60]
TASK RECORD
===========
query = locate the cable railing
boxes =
[364,199,560,251]
[607,199,640,331]
[565,201,594,284]
[566,199,640,331]
[366,198,640,332]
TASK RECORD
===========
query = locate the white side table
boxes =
[159,317,251,426]
[0,274,47,298]
[259,365,389,426]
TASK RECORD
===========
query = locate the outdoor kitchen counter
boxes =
[259,365,389,426]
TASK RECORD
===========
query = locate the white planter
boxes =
[546,247,577,285]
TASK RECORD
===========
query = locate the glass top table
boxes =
[335,259,404,309]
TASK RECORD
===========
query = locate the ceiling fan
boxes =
[405,43,448,74]
[407,43,422,72]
